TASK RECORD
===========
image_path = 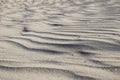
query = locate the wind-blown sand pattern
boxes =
[0,0,120,80]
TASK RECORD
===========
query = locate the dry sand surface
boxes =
[0,0,120,80]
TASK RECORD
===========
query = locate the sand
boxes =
[0,0,120,80]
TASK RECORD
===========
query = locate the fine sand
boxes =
[0,0,120,80]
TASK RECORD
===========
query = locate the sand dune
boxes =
[0,0,120,80]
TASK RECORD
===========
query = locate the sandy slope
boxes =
[0,0,120,80]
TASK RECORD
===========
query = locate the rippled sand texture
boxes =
[0,0,120,80]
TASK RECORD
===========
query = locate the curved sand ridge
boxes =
[0,0,120,80]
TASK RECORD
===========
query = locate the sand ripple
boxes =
[0,0,120,80]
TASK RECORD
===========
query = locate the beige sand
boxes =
[0,0,120,80]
